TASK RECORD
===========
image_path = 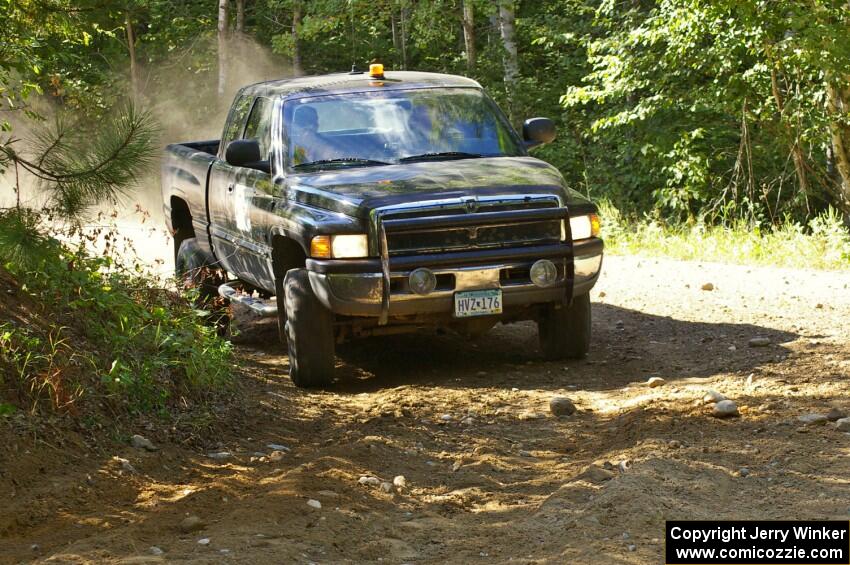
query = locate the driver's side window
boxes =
[243,97,273,159]
[220,94,253,158]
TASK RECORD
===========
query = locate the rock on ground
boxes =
[112,457,137,474]
[180,515,206,533]
[748,337,771,347]
[647,377,666,388]
[703,390,727,404]
[713,400,739,418]
[798,414,828,426]
[130,434,157,452]
[549,396,577,417]
[835,418,850,432]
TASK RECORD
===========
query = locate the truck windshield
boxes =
[283,88,523,171]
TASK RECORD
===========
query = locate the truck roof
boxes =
[240,70,482,99]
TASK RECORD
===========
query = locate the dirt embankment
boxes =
[2,255,849,564]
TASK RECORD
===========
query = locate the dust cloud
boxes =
[125,36,293,273]
[1,37,293,276]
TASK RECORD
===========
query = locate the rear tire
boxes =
[538,293,591,360]
[176,238,227,334]
[175,238,222,302]
[173,226,194,267]
[281,268,335,388]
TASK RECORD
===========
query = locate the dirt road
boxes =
[3,255,850,564]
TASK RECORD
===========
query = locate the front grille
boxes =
[380,198,563,256]
[387,220,560,254]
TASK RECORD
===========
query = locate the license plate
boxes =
[454,289,503,318]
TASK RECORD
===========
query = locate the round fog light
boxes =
[409,268,437,295]
[530,259,558,287]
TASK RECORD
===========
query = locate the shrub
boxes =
[0,210,233,415]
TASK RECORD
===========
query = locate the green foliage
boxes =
[0,323,84,412]
[561,0,850,222]
[600,200,850,270]
[0,0,95,123]
[0,210,234,414]
[0,209,50,268]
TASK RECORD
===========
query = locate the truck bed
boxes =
[161,140,221,255]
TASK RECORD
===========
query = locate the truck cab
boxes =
[162,67,603,387]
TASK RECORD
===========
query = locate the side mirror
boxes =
[225,139,261,168]
[522,117,556,148]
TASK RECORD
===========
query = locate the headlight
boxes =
[332,234,369,258]
[310,234,369,259]
[566,213,601,241]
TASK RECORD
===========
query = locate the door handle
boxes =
[227,184,234,193]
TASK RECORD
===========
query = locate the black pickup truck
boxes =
[161,67,603,387]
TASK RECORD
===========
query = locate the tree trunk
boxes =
[391,9,400,59]
[125,11,138,102]
[217,0,229,98]
[236,0,245,34]
[826,82,850,212]
[498,0,518,119]
[233,0,246,83]
[769,67,809,202]
[400,1,409,70]
[292,0,302,76]
[462,0,476,72]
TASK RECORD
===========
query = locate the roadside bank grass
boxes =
[599,203,850,270]
[0,211,234,417]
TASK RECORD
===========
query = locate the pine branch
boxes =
[35,125,69,168]
[0,104,158,220]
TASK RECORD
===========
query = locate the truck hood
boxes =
[285,156,590,218]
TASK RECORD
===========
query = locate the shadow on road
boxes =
[241,302,798,394]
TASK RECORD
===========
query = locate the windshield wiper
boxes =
[398,151,483,163]
[292,157,390,170]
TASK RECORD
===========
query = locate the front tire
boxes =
[538,293,591,360]
[280,269,335,388]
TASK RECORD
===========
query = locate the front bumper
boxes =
[306,238,603,318]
